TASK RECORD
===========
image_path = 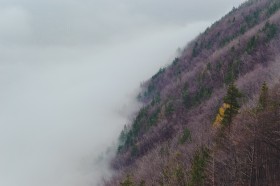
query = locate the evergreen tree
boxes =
[222,83,242,127]
[258,82,269,111]
[189,148,210,186]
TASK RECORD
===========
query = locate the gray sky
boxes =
[0,0,245,186]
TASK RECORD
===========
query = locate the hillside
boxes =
[105,0,280,185]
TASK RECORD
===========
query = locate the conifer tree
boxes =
[222,83,242,127]
[258,82,269,111]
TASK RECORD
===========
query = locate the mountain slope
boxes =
[105,0,280,185]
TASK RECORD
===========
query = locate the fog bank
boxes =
[0,0,245,185]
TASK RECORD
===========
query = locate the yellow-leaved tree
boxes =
[213,83,242,128]
[213,103,230,127]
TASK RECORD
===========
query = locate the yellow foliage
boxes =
[213,103,230,127]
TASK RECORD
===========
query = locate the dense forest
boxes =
[105,0,280,185]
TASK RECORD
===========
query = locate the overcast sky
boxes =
[0,0,246,186]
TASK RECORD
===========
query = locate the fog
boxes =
[0,0,245,186]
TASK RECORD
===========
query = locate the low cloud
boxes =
[0,6,31,44]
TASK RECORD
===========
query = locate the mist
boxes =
[0,0,245,186]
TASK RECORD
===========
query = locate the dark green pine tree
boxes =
[222,83,242,127]
[257,82,269,111]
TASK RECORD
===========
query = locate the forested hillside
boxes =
[105,0,280,185]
